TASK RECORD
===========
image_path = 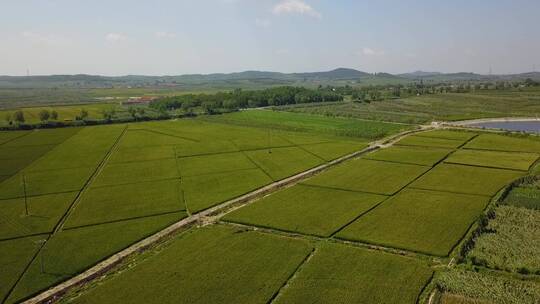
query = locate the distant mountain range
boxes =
[1,68,539,89]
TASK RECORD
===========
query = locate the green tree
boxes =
[128,106,137,119]
[101,109,114,121]
[13,110,25,123]
[77,109,89,120]
[201,101,216,114]
[136,108,145,116]
[50,110,58,120]
[38,109,50,122]
[4,113,12,125]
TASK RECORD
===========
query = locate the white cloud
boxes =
[155,31,176,39]
[255,18,271,28]
[273,0,321,18]
[359,47,385,56]
[105,33,127,42]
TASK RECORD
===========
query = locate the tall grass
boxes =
[436,268,540,304]
[468,206,540,274]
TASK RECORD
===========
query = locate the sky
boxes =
[1,0,539,76]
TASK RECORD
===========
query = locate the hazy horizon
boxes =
[2,0,539,76]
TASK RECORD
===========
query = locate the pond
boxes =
[469,120,540,133]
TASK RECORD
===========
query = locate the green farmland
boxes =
[1,111,540,304]
[0,112,392,303]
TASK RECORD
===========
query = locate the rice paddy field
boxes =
[1,110,540,304]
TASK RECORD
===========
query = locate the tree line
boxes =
[149,86,344,114]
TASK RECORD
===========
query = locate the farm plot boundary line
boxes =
[0,131,32,146]
[51,125,128,234]
[219,221,439,261]
[0,232,49,243]
[267,247,317,304]
[358,157,433,168]
[2,125,127,304]
[131,128,199,143]
[442,161,529,172]
[62,210,186,231]
[21,126,428,304]
[173,146,190,216]
[278,134,328,162]
[235,144,275,181]
[461,146,540,154]
[0,128,84,189]
[297,183,392,197]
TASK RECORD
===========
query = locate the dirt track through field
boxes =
[22,125,433,304]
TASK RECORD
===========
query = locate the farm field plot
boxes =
[303,158,429,195]
[0,145,55,161]
[64,180,185,228]
[2,127,80,147]
[118,129,196,148]
[0,235,44,302]
[92,158,179,187]
[396,135,465,149]
[224,184,386,237]
[3,128,81,147]
[0,128,94,182]
[63,225,313,304]
[178,152,255,177]
[0,130,29,145]
[0,192,77,240]
[277,131,336,145]
[300,140,368,161]
[335,189,489,256]
[0,158,45,177]
[109,145,176,163]
[182,168,272,213]
[207,110,411,139]
[415,130,477,141]
[5,212,183,304]
[231,132,293,150]
[463,133,540,153]
[274,243,433,304]
[445,149,538,171]
[24,125,125,171]
[174,139,238,157]
[0,167,94,200]
[244,146,324,180]
[410,163,523,196]
[364,145,451,166]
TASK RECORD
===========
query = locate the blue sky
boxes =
[1,0,539,75]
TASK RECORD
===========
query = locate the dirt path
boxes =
[22,125,432,304]
[449,117,540,126]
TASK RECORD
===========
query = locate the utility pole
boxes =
[22,174,29,216]
[268,129,272,154]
